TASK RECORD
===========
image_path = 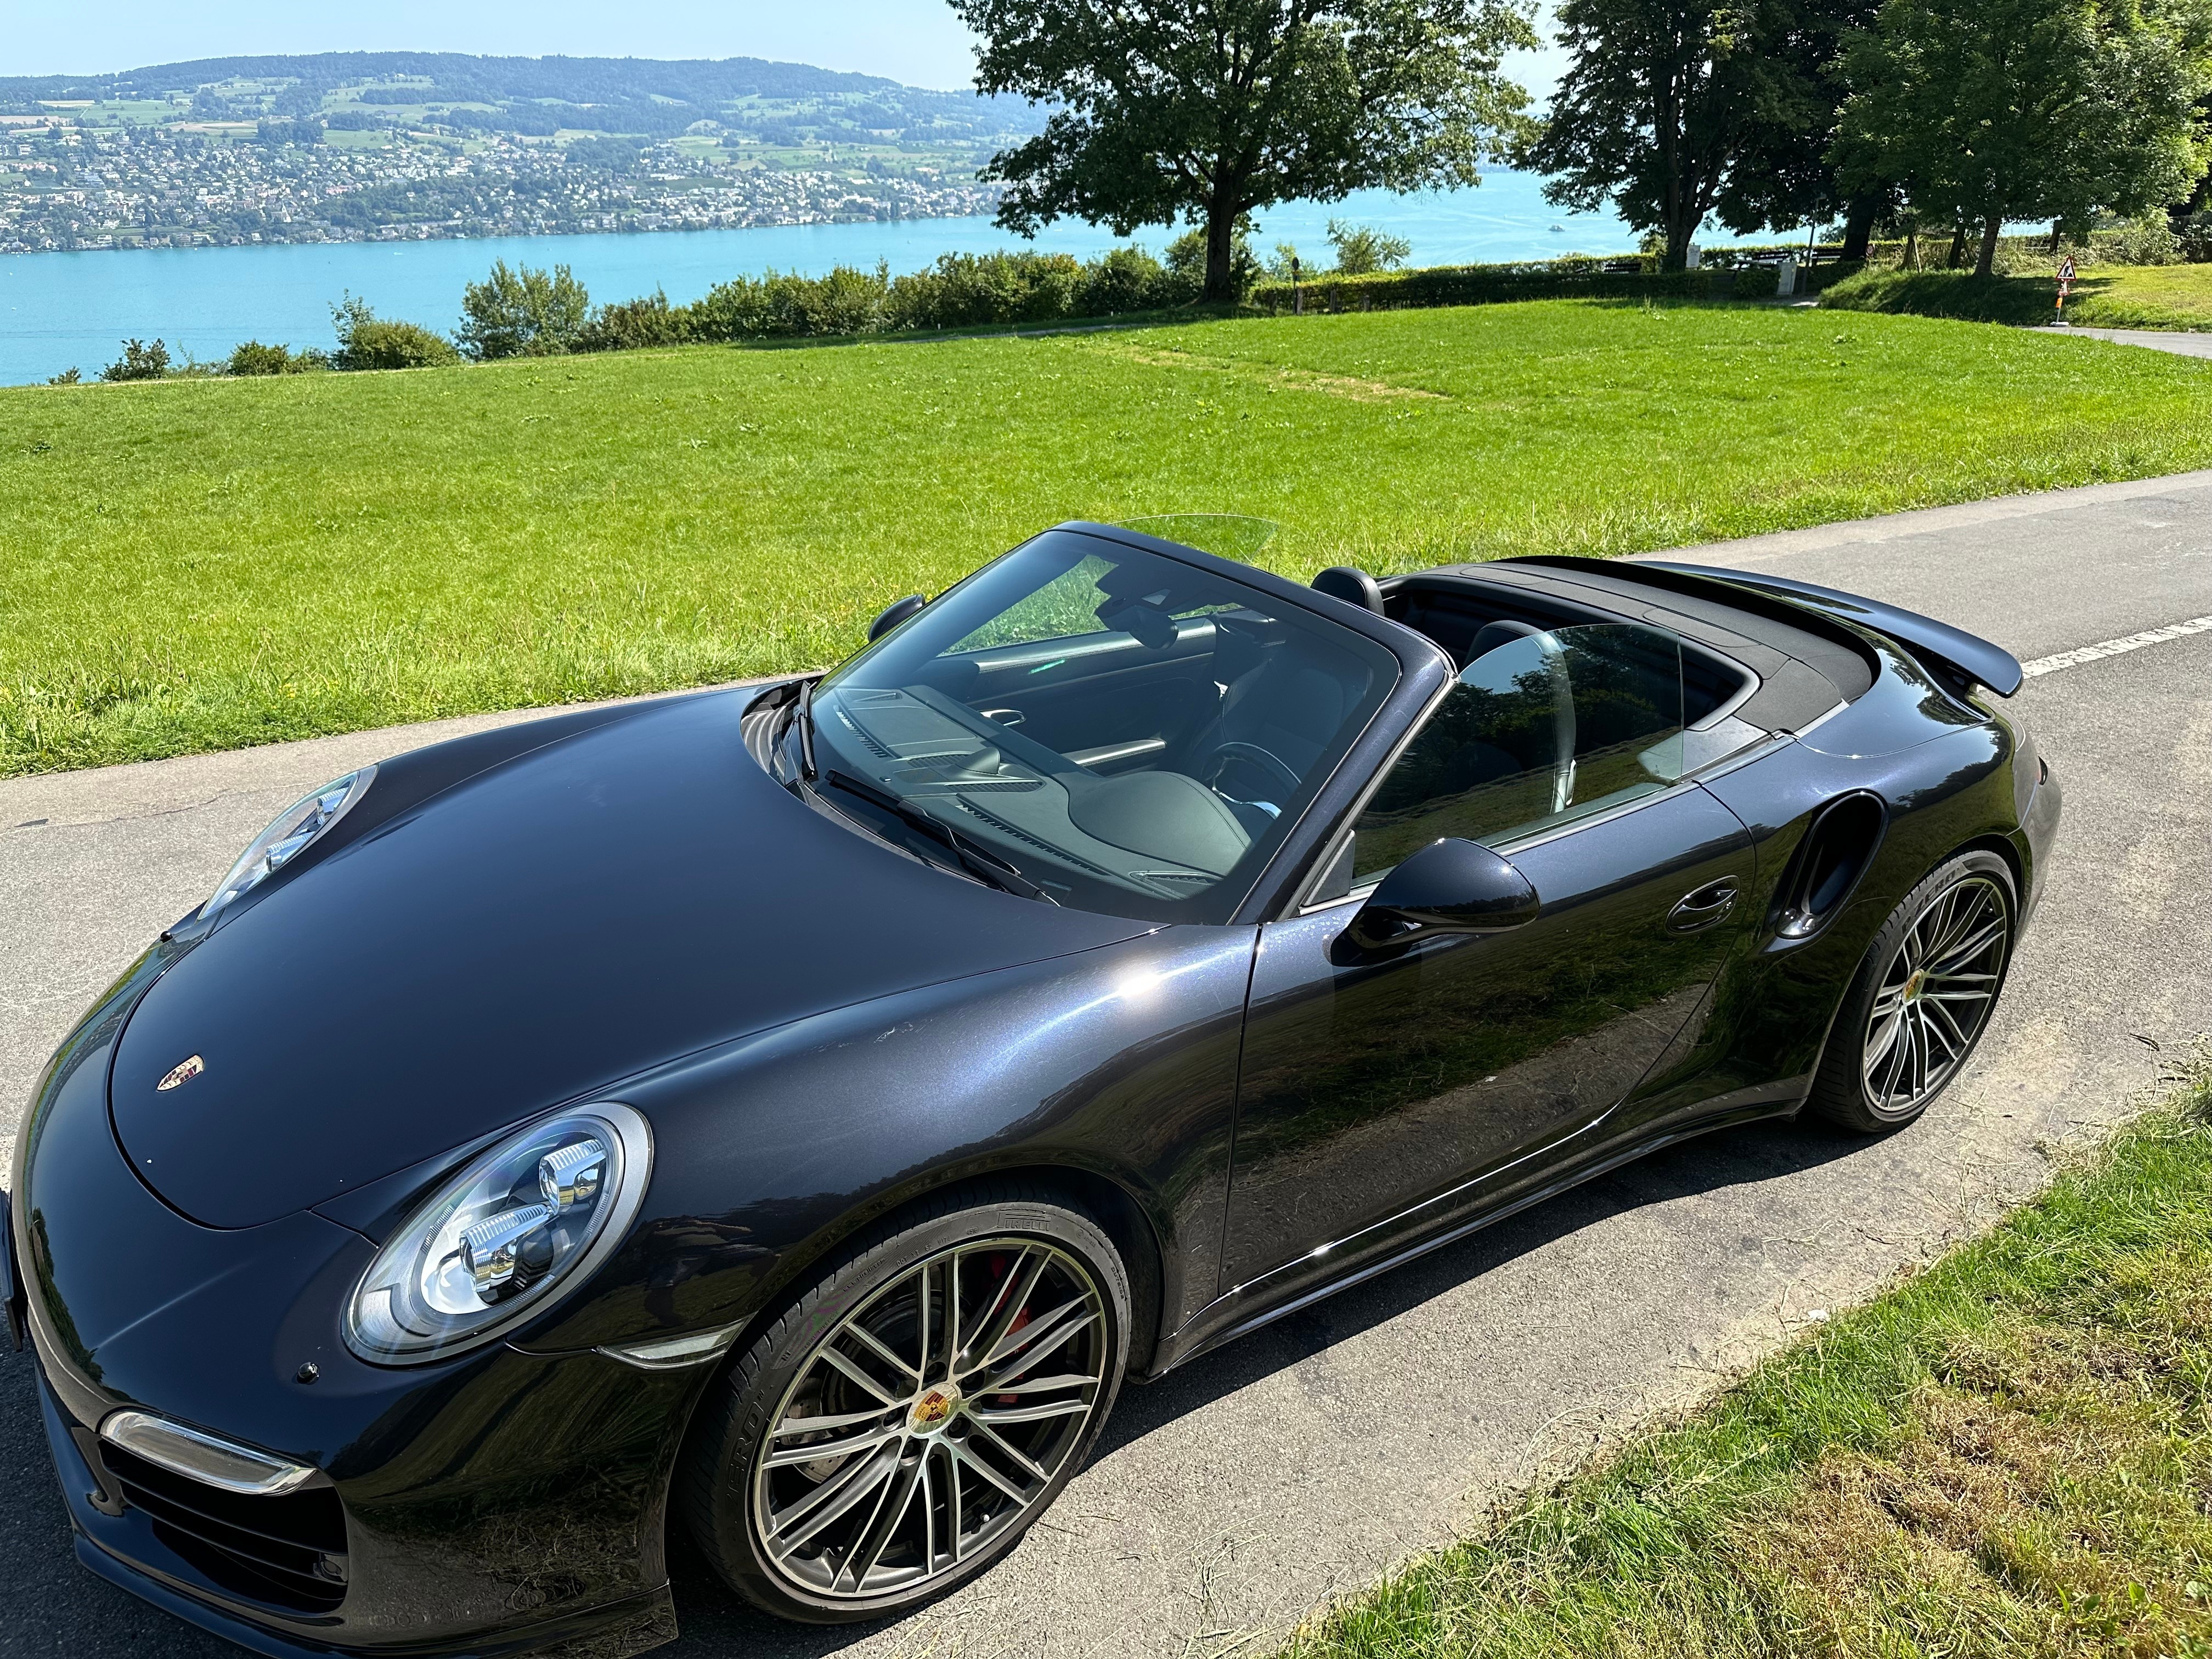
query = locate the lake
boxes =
[0,171,1779,385]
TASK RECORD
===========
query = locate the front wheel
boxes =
[1808,850,2017,1133]
[679,1188,1130,1623]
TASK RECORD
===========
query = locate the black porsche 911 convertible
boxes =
[8,519,2057,1654]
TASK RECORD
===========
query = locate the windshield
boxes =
[778,529,1399,924]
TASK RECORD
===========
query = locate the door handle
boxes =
[1667,878,1740,933]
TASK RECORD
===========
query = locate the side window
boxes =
[1345,624,1689,888]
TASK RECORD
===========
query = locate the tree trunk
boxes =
[1660,194,1696,272]
[1203,201,1237,303]
[1976,213,2001,278]
[1946,224,1968,268]
[1902,226,1919,270]
[1841,195,1880,261]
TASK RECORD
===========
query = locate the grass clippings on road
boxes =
[8,300,2212,776]
[1280,1066,2212,1659]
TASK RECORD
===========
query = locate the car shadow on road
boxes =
[0,1113,1871,1659]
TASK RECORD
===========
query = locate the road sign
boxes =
[2057,256,2078,282]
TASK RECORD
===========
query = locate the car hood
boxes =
[109,691,1150,1228]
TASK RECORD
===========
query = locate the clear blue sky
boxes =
[3,1,1566,103]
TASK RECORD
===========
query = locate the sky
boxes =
[1,0,1568,104]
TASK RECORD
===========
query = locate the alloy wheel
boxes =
[748,1237,1109,1601]
[1860,873,2010,1115]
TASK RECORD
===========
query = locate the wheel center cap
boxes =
[1903,969,1929,1001]
[909,1382,963,1433]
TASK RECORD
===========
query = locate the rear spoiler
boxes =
[1639,560,2024,697]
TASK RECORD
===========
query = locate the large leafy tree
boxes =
[1833,0,2212,276]
[1528,0,1820,269]
[1712,0,1888,253]
[953,0,1540,300]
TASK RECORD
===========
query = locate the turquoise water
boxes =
[0,171,1775,385]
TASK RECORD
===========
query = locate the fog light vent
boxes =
[94,1435,347,1614]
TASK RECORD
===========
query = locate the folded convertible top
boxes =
[1505,555,2024,698]
[1641,561,2023,696]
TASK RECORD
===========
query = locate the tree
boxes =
[458,262,591,360]
[1528,0,1842,270]
[1709,0,1889,255]
[1327,217,1414,270]
[1834,0,2212,276]
[954,0,1539,301]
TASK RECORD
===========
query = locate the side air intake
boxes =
[1775,794,1885,940]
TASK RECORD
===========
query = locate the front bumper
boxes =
[41,1364,678,1659]
[12,996,701,1659]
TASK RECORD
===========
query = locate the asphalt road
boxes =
[5,467,2212,1658]
[2037,324,2212,357]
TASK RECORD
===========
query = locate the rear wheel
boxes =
[1808,851,2016,1133]
[679,1189,1129,1623]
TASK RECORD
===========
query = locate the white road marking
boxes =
[2021,614,2212,678]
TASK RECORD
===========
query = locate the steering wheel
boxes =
[1203,741,1304,802]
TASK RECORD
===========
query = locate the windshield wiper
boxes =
[791,677,819,781]
[821,770,1057,904]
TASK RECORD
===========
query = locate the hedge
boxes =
[1248,259,1786,315]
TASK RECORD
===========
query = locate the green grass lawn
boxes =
[1825,262,2212,330]
[1281,1070,2212,1659]
[8,299,2212,776]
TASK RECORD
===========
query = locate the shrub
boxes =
[47,366,81,386]
[1083,246,1172,314]
[574,290,695,352]
[1327,219,1412,276]
[330,296,461,371]
[884,251,1087,330]
[100,339,171,382]
[226,340,319,375]
[458,261,591,360]
[791,263,893,335]
[2110,213,2181,266]
[2177,211,2212,264]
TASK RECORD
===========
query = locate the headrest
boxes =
[1311,566,1384,614]
[1469,619,1543,663]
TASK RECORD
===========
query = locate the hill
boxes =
[0,52,1039,253]
[7,299,2210,776]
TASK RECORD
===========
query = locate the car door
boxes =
[1218,623,1758,1295]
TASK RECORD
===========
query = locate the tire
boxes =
[678,1184,1131,1623]
[1808,850,2017,1133]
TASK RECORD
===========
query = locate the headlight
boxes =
[202,767,375,921]
[344,1103,652,1365]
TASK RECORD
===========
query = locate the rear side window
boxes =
[1343,623,1691,888]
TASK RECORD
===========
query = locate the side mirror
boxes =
[868,594,928,642]
[1344,838,1540,953]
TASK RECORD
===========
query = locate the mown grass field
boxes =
[1825,262,2212,330]
[1282,1069,2212,1659]
[7,299,2212,775]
